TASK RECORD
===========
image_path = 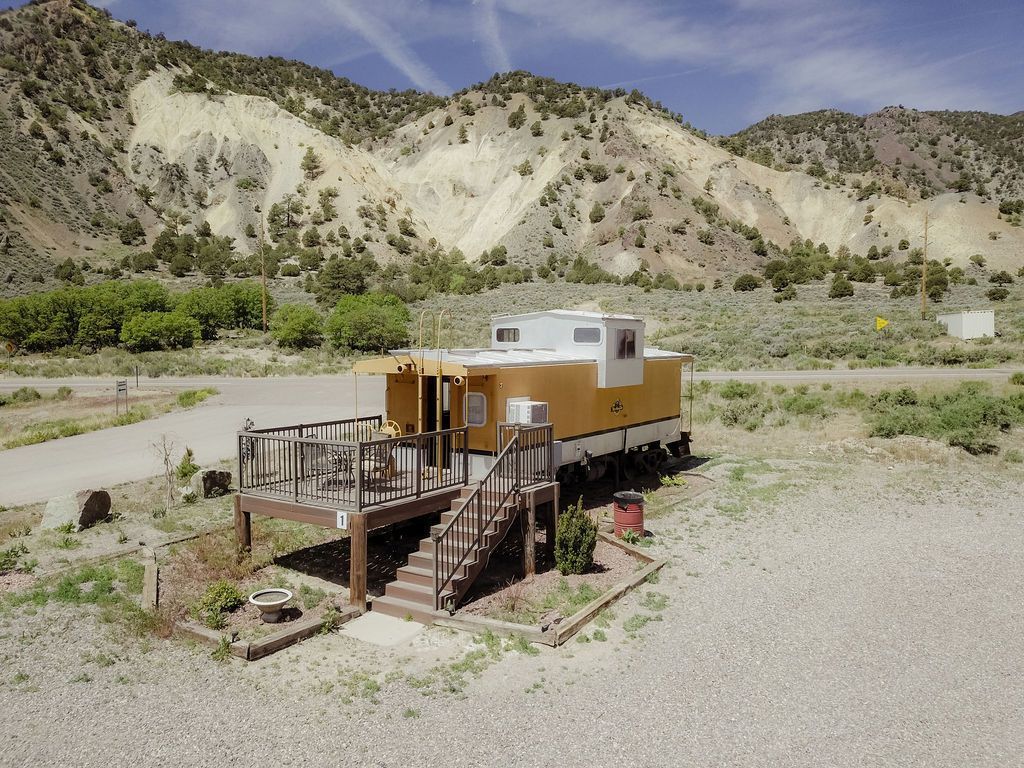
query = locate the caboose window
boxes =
[465,392,487,427]
[616,328,637,359]
[573,327,602,344]
[495,327,520,343]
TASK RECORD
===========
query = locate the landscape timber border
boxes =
[172,599,362,661]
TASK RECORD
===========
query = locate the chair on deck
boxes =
[360,432,397,486]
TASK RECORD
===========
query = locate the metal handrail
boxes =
[431,422,555,610]
[247,414,382,436]
[431,435,519,611]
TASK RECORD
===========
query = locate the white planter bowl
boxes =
[249,588,293,623]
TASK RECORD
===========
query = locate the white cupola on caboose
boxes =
[490,309,646,388]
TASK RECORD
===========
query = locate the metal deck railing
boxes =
[238,415,470,514]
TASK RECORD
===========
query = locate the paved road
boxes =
[692,366,1022,383]
[1,366,1019,507]
[0,376,384,508]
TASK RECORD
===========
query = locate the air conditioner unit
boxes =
[506,400,549,424]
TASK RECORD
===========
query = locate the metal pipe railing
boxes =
[237,420,470,513]
[432,422,555,610]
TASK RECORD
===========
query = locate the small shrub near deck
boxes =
[554,498,597,575]
[192,580,244,629]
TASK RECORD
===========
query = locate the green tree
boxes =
[174,287,232,340]
[530,120,543,137]
[324,293,410,351]
[301,147,323,179]
[507,104,526,129]
[986,287,1009,301]
[315,255,375,306]
[270,304,323,349]
[223,282,272,329]
[989,270,1014,285]
[397,218,417,238]
[168,253,193,277]
[54,258,84,285]
[120,312,200,351]
[302,227,321,247]
[589,202,605,223]
[119,218,146,245]
[829,274,855,298]
[131,252,158,272]
[732,274,761,292]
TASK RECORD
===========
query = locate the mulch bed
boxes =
[459,535,639,625]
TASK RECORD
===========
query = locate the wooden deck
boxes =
[235,416,557,612]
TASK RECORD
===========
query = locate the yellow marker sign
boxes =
[875,316,889,331]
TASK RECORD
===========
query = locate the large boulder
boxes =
[190,469,232,499]
[41,490,111,531]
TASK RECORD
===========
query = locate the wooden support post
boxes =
[349,513,367,610]
[524,491,537,578]
[233,495,251,552]
[545,484,560,559]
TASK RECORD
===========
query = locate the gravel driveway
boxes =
[1,448,1020,767]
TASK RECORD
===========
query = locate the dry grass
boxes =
[414,279,1024,370]
[0,387,218,449]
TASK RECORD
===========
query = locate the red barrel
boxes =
[613,491,645,537]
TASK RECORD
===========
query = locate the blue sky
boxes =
[85,0,1024,134]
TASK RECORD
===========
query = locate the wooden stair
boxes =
[372,484,520,623]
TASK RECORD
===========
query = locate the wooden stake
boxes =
[348,513,367,610]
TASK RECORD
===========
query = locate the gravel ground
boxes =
[1,449,1021,768]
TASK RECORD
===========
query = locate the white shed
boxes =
[936,310,995,340]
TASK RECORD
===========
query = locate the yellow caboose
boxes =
[353,309,693,481]
[236,308,694,617]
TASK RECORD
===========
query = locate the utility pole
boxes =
[920,209,929,320]
[260,211,268,331]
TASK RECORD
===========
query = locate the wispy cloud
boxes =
[321,0,451,94]
[476,0,512,73]
[601,66,709,90]
[98,0,1023,129]
[497,0,1020,120]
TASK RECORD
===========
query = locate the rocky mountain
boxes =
[728,107,1024,202]
[1,0,1022,298]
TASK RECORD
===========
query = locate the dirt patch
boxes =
[0,571,37,594]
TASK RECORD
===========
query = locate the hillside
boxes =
[728,107,1024,202]
[1,0,1022,300]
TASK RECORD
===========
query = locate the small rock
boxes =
[190,469,232,498]
[41,489,111,531]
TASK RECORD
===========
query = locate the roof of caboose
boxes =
[490,309,643,323]
[352,346,691,376]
